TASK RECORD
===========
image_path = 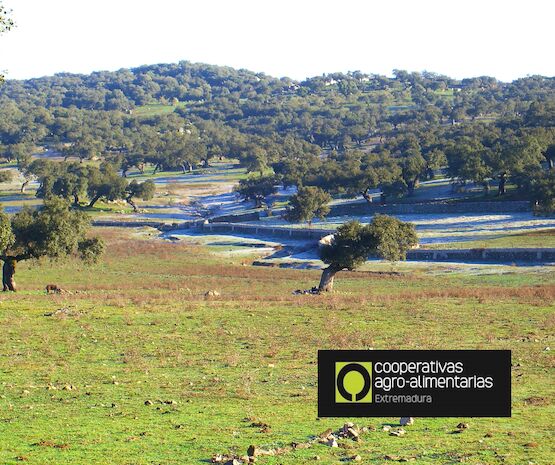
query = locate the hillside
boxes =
[0,61,554,207]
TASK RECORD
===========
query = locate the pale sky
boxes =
[1,0,554,82]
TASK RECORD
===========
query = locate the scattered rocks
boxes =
[44,307,80,318]
[399,417,414,426]
[389,428,406,437]
[224,460,241,465]
[213,421,380,463]
[205,290,221,297]
[384,455,415,462]
[292,287,320,295]
[326,437,338,447]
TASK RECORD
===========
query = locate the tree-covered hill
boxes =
[1,61,554,209]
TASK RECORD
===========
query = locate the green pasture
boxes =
[0,228,553,465]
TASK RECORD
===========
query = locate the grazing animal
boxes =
[45,284,63,294]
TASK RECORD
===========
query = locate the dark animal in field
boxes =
[45,284,64,294]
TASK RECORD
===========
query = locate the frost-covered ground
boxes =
[251,212,555,245]
[166,230,555,275]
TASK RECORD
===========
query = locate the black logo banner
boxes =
[318,350,511,417]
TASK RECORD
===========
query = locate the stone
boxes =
[352,455,362,461]
[224,460,241,465]
[326,438,338,447]
[382,425,391,432]
[205,290,221,297]
[400,417,414,426]
[144,400,153,406]
[389,428,406,437]
[247,445,258,457]
[456,422,469,429]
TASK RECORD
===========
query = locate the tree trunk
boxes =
[318,265,340,292]
[2,258,17,292]
[498,173,507,196]
[88,194,101,208]
[127,197,138,212]
[361,189,373,203]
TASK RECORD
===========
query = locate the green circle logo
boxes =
[335,362,372,403]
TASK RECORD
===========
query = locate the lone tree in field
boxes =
[318,216,417,292]
[0,198,104,291]
[234,176,277,208]
[284,186,331,226]
[125,179,156,212]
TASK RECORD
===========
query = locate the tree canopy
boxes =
[284,186,331,225]
[0,198,104,291]
[318,216,418,291]
[0,61,553,209]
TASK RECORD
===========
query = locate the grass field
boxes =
[132,102,187,117]
[427,229,555,249]
[0,228,553,465]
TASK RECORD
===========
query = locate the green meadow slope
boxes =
[0,228,553,465]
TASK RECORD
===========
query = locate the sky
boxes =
[1,0,554,82]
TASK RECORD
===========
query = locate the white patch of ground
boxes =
[250,213,555,245]
[164,229,555,275]
[166,230,314,259]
